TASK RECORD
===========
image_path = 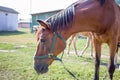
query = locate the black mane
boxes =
[46,5,75,32]
[46,0,105,32]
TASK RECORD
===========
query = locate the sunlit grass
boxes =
[0,28,36,44]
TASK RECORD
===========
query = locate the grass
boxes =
[0,28,36,44]
[0,28,120,80]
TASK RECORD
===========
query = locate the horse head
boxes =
[34,20,66,74]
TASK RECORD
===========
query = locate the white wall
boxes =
[0,11,7,31]
[0,11,18,31]
[7,13,18,31]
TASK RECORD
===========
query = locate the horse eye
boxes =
[42,29,45,32]
[40,39,46,42]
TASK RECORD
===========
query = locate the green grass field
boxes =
[0,28,120,80]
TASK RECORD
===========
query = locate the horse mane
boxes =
[45,0,106,32]
[46,4,75,32]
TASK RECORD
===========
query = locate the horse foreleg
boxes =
[93,39,101,80]
[79,37,90,57]
[90,39,93,57]
[73,35,79,56]
[114,46,118,67]
[108,40,118,80]
[67,37,73,55]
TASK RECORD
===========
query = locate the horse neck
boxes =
[72,0,116,34]
[59,0,117,40]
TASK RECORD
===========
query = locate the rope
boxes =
[54,52,79,80]
[61,51,64,59]
[60,61,79,80]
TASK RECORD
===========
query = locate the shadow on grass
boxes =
[81,57,108,67]
[79,56,113,67]
[79,56,94,63]
[100,62,120,68]
[100,62,108,67]
[0,31,26,36]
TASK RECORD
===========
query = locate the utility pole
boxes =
[30,0,33,32]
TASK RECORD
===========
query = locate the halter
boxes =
[34,31,66,61]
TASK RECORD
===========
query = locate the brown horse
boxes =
[34,0,120,80]
[67,32,93,57]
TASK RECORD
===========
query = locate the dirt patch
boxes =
[0,50,16,53]
[15,45,27,49]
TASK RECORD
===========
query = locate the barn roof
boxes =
[31,0,78,14]
[31,9,62,15]
[0,6,19,14]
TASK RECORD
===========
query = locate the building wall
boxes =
[0,11,7,31]
[31,10,61,28]
[0,11,18,31]
[18,23,30,28]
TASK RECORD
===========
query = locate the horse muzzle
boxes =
[34,62,48,74]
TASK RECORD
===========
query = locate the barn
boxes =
[18,19,31,28]
[0,6,19,31]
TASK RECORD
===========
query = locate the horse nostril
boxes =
[34,64,40,74]
[41,67,45,71]
[34,62,48,74]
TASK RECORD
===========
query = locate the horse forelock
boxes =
[46,5,75,32]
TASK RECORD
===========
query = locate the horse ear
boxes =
[37,20,48,28]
